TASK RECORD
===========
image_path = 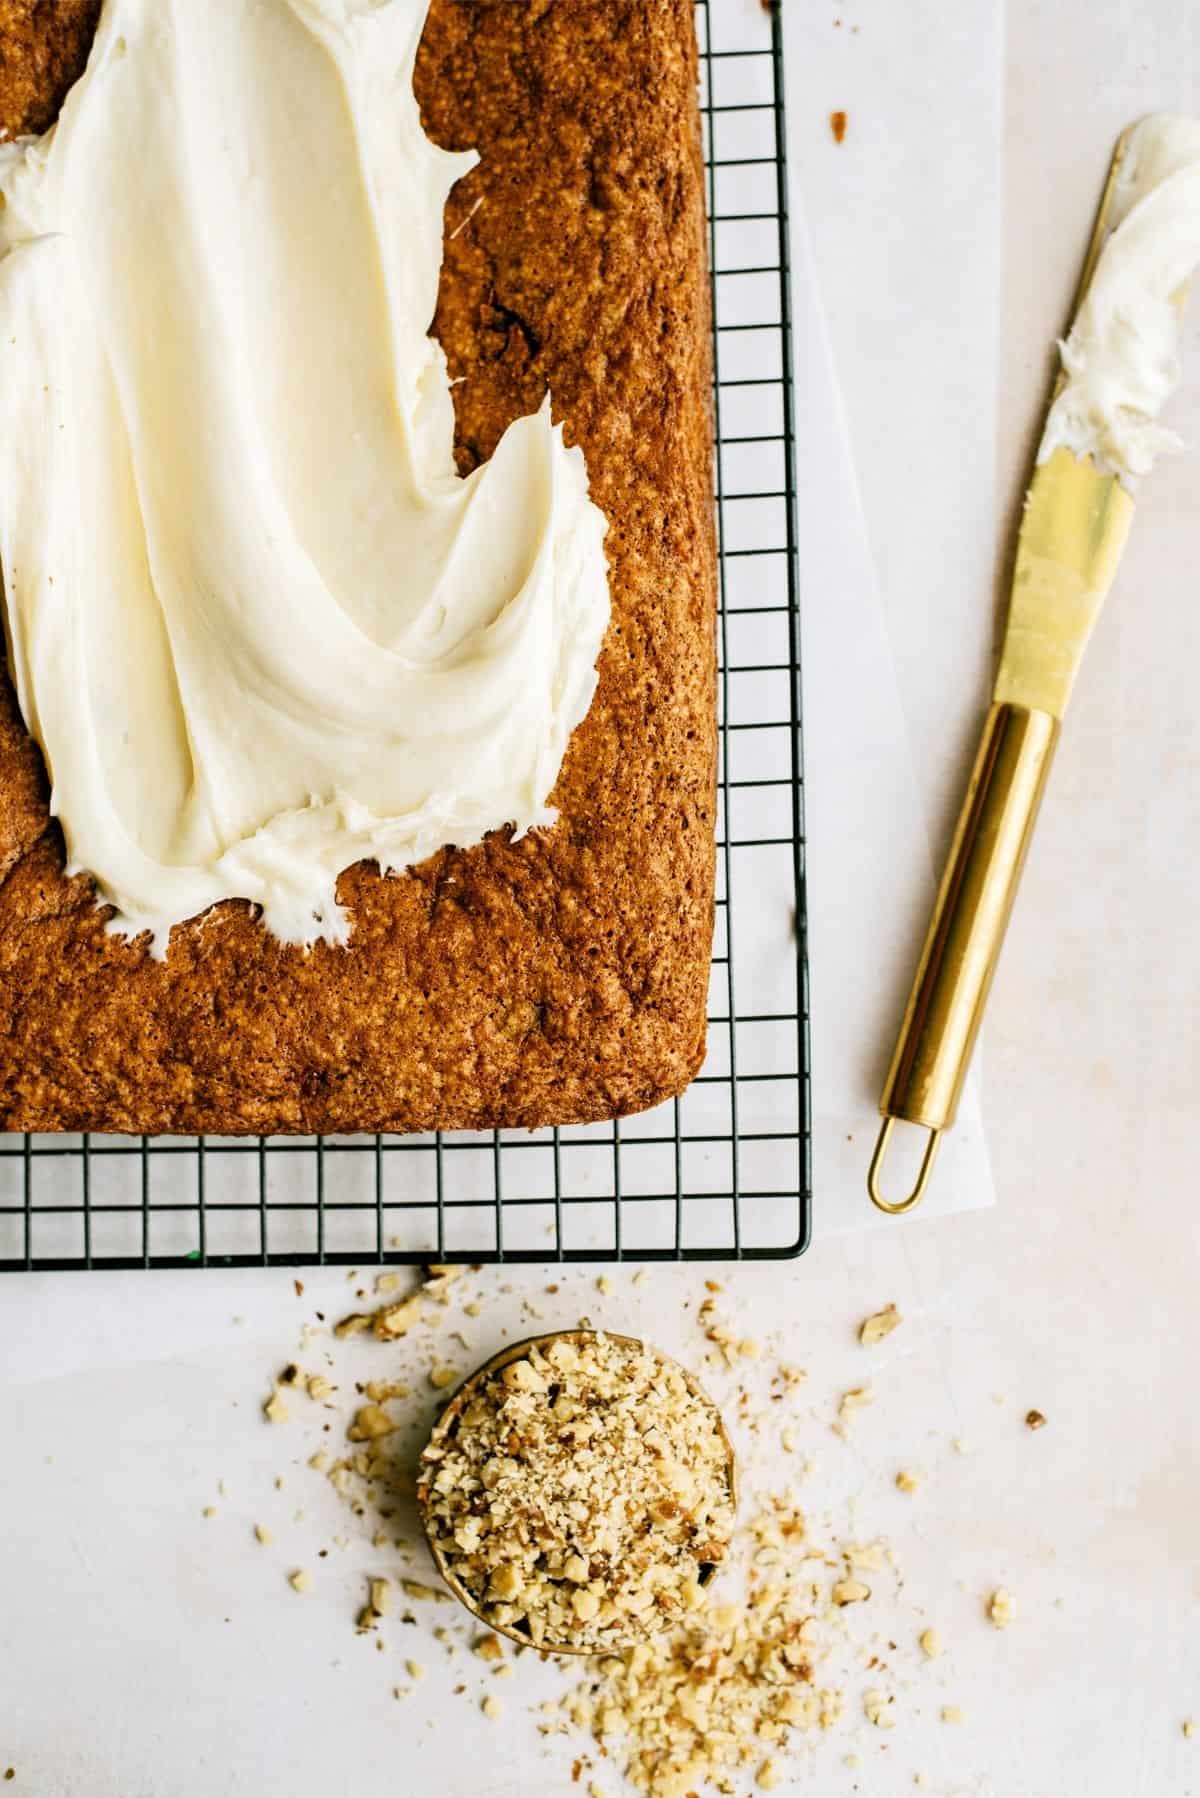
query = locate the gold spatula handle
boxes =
[868,702,1060,1213]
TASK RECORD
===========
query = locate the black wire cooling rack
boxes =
[0,0,809,1273]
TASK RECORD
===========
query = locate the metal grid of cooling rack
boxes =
[0,0,809,1272]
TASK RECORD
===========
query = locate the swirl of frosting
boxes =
[0,0,610,951]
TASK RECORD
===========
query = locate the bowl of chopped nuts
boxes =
[416,1329,737,1656]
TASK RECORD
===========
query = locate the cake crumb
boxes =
[288,1569,312,1594]
[988,1587,1015,1629]
[859,1303,901,1345]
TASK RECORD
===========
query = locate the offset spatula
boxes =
[868,129,1141,1213]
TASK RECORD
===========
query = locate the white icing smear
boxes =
[1039,113,1200,487]
[0,0,611,951]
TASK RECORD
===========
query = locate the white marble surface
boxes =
[3,4,1200,1797]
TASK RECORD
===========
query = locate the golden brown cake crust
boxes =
[0,0,717,1135]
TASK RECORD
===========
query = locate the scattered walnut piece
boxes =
[406,1659,426,1682]
[859,1303,902,1346]
[1183,1719,1196,1739]
[429,1366,458,1390]
[333,1312,373,1339]
[201,1506,217,1519]
[347,1404,397,1442]
[1025,1409,1047,1431]
[307,1375,333,1402]
[831,1578,870,1607]
[375,1297,423,1340]
[254,1524,273,1546]
[481,1695,504,1721]
[263,1391,289,1425]
[988,1588,1015,1630]
[941,1705,965,1724]
[401,1580,443,1603]
[757,1759,783,1790]
[834,1385,875,1434]
[845,1541,887,1572]
[474,1634,505,1663]
[895,1469,921,1494]
[864,1689,894,1729]
[375,1272,403,1294]
[919,1627,942,1660]
[288,1569,312,1594]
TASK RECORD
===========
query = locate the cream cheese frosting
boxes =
[0,0,611,951]
[1040,113,1200,487]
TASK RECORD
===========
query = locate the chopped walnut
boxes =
[988,1588,1015,1629]
[834,1385,875,1434]
[859,1303,902,1345]
[347,1404,397,1442]
[307,1375,333,1402]
[864,1689,894,1729]
[418,1334,734,1653]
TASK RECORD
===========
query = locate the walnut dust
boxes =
[418,1334,734,1652]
